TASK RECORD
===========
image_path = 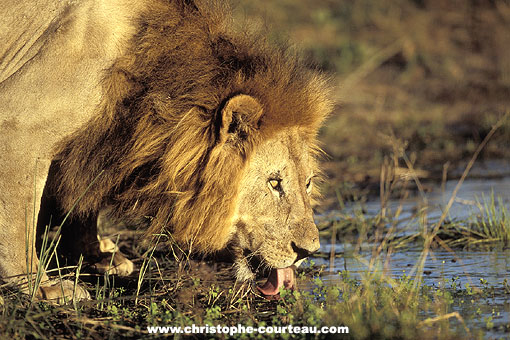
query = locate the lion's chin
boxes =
[257,266,296,297]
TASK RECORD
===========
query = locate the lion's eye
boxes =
[268,178,283,196]
[269,179,280,190]
[306,177,313,194]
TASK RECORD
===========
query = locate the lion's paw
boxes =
[93,252,134,276]
[38,280,90,304]
[98,237,119,253]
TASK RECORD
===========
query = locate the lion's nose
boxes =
[291,240,319,262]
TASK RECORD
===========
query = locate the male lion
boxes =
[0,0,332,301]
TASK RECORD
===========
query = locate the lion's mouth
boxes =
[257,266,296,296]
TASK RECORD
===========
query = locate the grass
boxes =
[0,239,505,339]
[0,258,471,339]
[437,193,510,248]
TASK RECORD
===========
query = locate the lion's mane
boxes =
[53,0,332,252]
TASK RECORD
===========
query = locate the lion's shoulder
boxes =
[0,0,69,82]
[0,0,146,84]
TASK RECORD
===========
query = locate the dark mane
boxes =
[53,0,332,252]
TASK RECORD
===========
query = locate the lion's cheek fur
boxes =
[162,135,259,252]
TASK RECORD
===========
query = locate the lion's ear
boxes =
[219,94,263,144]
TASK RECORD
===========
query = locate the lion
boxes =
[0,0,332,302]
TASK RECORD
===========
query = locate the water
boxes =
[363,176,510,222]
[316,247,510,287]
[312,164,510,336]
[308,248,510,337]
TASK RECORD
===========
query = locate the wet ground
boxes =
[312,161,510,337]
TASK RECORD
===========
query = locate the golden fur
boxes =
[0,0,332,301]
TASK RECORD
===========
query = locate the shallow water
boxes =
[316,175,510,287]
[308,248,510,337]
[312,164,510,336]
[316,246,510,289]
[364,175,510,222]
[316,164,510,287]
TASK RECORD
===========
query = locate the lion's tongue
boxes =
[257,267,295,296]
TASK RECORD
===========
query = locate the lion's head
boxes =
[231,126,322,294]
[235,128,321,264]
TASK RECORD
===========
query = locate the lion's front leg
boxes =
[39,160,134,277]
[0,157,89,303]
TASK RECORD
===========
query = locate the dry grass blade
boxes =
[412,112,510,289]
[341,38,405,94]
[417,312,470,334]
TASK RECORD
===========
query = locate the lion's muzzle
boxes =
[290,219,320,263]
[291,240,318,262]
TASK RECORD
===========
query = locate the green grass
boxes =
[1,248,502,339]
[436,193,510,248]
[0,262,465,339]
